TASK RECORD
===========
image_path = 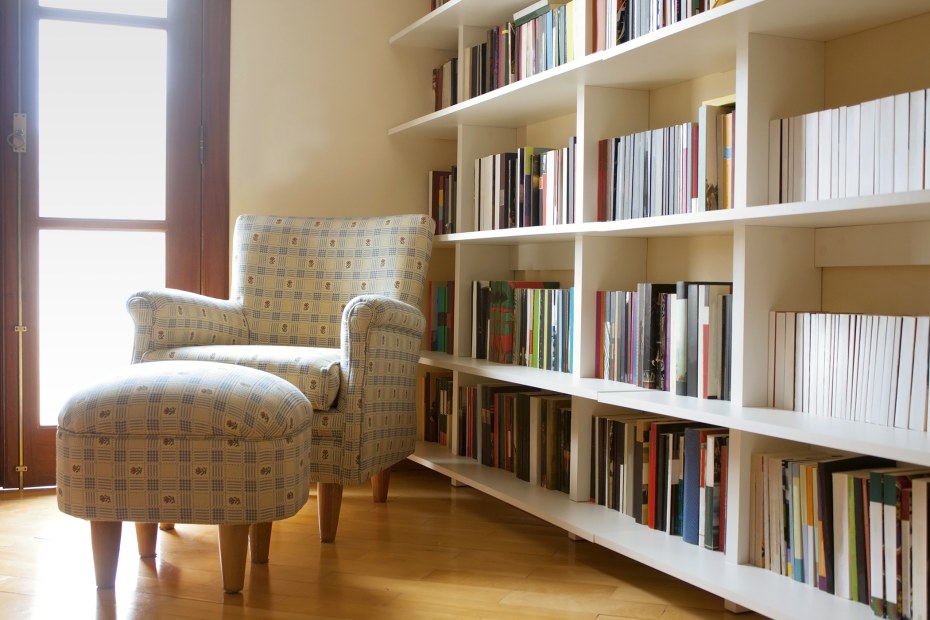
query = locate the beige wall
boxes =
[229,0,455,235]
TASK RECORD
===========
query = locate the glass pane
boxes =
[39,20,166,220]
[39,0,167,19]
[39,230,165,426]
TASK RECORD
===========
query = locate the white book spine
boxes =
[818,109,831,200]
[805,111,819,200]
[910,316,930,432]
[878,95,894,194]
[895,316,917,429]
[909,90,927,191]
[831,107,841,199]
[837,106,847,199]
[926,88,930,189]
[765,310,777,407]
[894,92,910,192]
[860,100,876,196]
[783,311,796,412]
[833,471,851,600]
[869,316,886,426]
[846,104,861,198]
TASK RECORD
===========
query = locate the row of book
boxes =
[461,1,576,101]
[595,281,733,400]
[428,167,457,235]
[596,101,735,221]
[769,88,930,205]
[590,412,730,551]
[768,311,930,432]
[426,280,454,354]
[474,139,577,231]
[749,451,930,620]
[472,280,574,373]
[459,383,573,492]
[420,370,454,446]
[591,0,733,52]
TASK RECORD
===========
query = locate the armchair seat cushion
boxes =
[142,344,341,412]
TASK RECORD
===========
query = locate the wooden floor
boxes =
[0,463,767,619]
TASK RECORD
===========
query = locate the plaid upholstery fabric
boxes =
[231,214,432,348]
[125,214,434,486]
[142,344,341,412]
[127,289,250,365]
[56,361,313,525]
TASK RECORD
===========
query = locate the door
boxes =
[0,0,229,488]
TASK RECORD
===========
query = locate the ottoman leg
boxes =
[317,482,343,543]
[90,521,123,589]
[217,524,250,594]
[159,523,176,531]
[135,523,158,558]
[249,522,273,564]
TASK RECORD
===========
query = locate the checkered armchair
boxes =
[126,214,433,542]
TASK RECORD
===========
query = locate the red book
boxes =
[597,138,608,221]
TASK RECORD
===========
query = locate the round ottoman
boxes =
[56,360,314,593]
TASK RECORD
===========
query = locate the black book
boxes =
[638,282,676,389]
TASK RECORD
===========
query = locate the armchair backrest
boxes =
[232,214,434,348]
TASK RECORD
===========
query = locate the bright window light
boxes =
[39,230,165,426]
[38,19,166,220]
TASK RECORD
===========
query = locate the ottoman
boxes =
[56,360,314,593]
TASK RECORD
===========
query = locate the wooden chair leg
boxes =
[249,522,272,564]
[317,482,343,543]
[371,468,391,503]
[135,523,158,558]
[217,524,250,594]
[90,521,123,589]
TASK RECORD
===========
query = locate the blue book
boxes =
[682,426,726,545]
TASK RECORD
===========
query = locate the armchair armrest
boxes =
[336,295,426,483]
[126,289,250,364]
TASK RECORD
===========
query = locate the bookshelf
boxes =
[393,1,930,618]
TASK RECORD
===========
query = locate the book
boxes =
[703,432,729,551]
[913,477,930,620]
[682,426,727,545]
[697,97,735,212]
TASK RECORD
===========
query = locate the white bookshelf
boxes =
[395,1,930,618]
[411,440,875,620]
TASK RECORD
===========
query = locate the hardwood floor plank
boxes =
[0,465,766,619]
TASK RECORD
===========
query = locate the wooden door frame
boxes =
[0,0,229,488]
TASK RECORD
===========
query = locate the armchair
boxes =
[126,214,433,542]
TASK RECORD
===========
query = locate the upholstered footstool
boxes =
[56,360,314,593]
